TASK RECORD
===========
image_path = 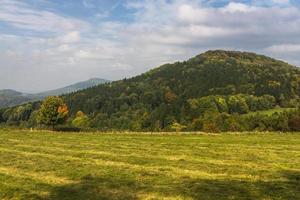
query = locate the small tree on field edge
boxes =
[37,96,69,129]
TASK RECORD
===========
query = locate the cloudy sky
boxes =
[1,0,300,92]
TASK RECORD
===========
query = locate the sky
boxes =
[1,0,300,93]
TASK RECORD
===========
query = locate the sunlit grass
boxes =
[0,130,299,200]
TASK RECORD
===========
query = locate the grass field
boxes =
[0,130,299,200]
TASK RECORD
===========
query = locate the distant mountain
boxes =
[0,89,22,97]
[0,78,110,108]
[34,78,110,97]
[0,90,31,108]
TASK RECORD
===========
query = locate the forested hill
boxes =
[64,50,300,114]
[1,50,300,131]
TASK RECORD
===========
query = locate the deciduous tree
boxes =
[37,96,69,128]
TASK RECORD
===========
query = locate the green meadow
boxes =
[0,130,299,200]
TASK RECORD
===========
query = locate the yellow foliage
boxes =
[76,111,85,118]
[58,104,69,117]
[267,80,281,88]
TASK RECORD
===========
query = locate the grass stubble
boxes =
[0,130,299,200]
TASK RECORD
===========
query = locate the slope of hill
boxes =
[34,78,110,97]
[0,89,22,96]
[0,90,32,108]
[1,50,300,131]
[64,50,300,111]
[60,50,300,130]
[0,78,110,108]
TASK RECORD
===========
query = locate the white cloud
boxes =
[222,2,256,13]
[0,0,88,33]
[54,31,81,44]
[265,44,300,53]
[178,4,209,24]
[272,0,290,5]
[1,0,300,92]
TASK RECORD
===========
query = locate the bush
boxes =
[72,112,90,128]
[53,125,81,132]
[203,123,219,133]
[270,113,289,131]
[289,115,300,131]
[223,115,243,131]
[191,118,203,131]
[200,111,222,133]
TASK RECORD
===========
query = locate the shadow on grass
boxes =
[177,170,300,200]
[44,175,138,200]
[44,170,300,200]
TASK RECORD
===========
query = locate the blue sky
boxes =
[1,0,300,92]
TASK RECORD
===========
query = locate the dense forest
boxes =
[1,50,300,132]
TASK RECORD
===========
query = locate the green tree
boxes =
[201,111,222,133]
[188,96,219,118]
[215,96,228,113]
[72,111,90,128]
[37,96,69,128]
[228,95,249,114]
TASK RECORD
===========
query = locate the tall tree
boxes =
[37,96,69,128]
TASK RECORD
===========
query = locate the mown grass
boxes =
[0,130,299,200]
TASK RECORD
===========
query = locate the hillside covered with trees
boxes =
[1,50,300,132]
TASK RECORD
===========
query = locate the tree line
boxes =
[0,93,299,132]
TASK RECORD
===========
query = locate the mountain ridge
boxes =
[34,78,110,97]
[0,78,110,108]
